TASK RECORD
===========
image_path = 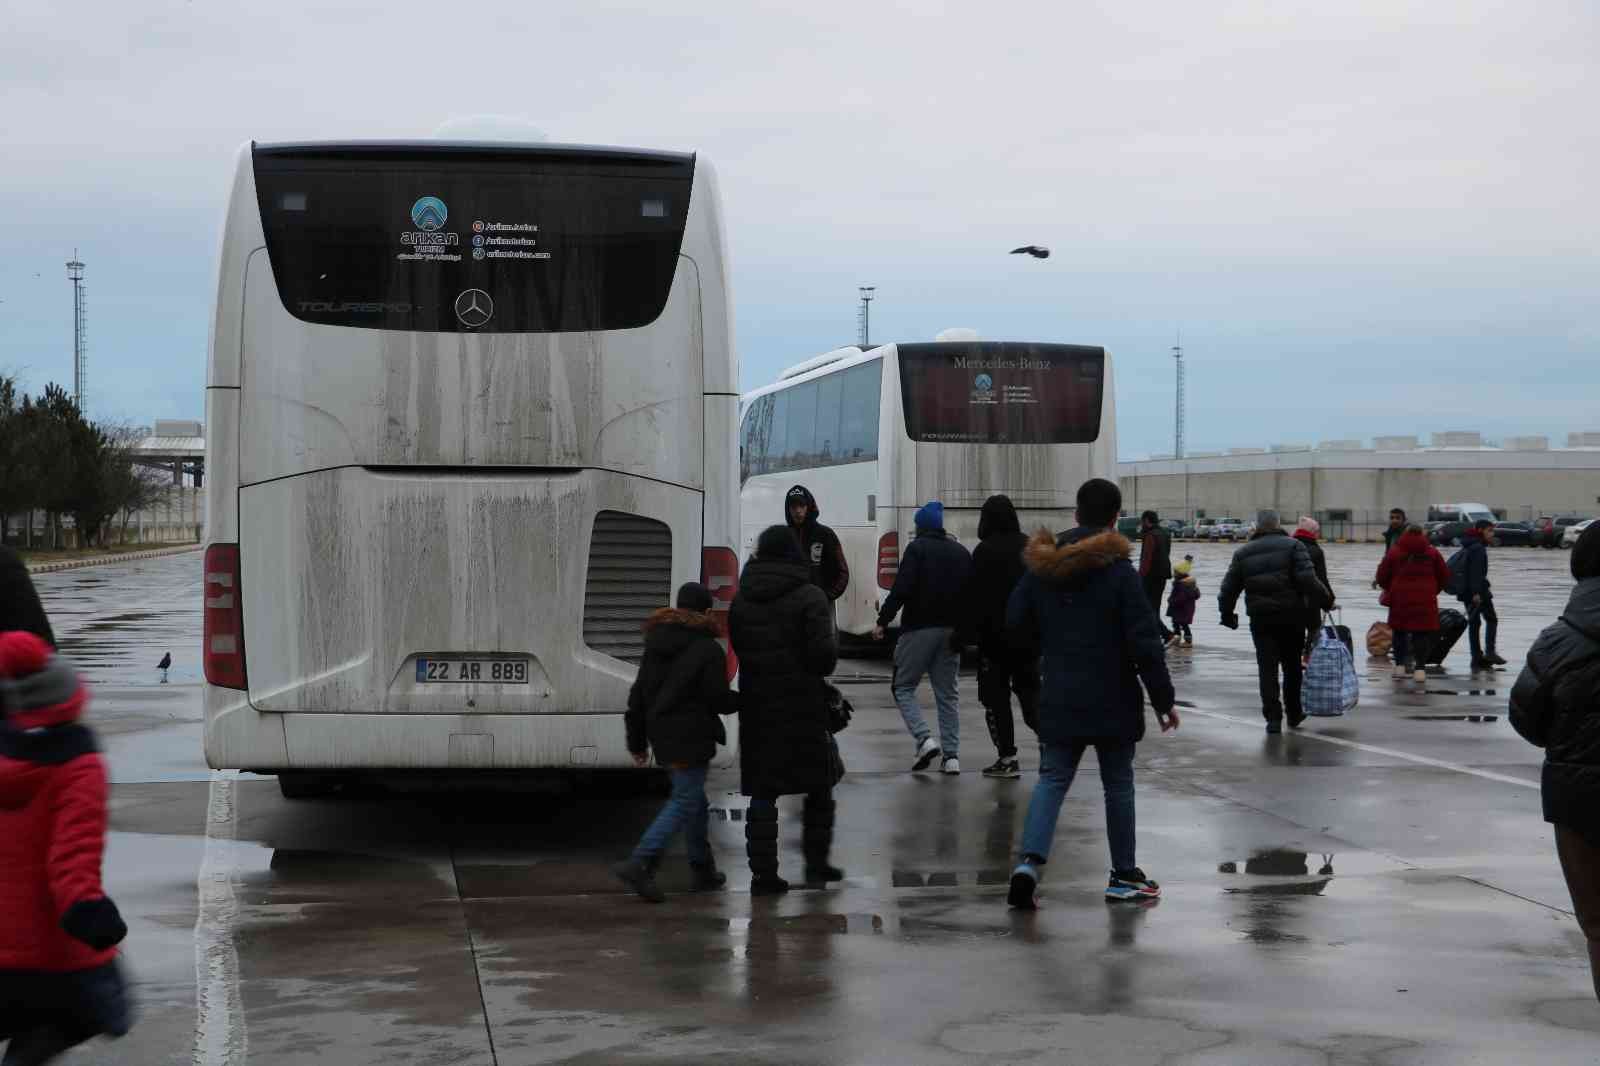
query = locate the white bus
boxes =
[739,338,1116,637]
[202,141,740,794]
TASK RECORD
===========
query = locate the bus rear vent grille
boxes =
[583,511,673,664]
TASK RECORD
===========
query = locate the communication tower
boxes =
[1172,336,1185,459]
[66,254,87,412]
[857,286,875,347]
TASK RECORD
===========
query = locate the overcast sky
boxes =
[1,0,1594,457]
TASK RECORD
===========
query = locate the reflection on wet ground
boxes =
[32,547,1600,1064]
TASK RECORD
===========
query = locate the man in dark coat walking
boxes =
[612,583,736,903]
[1004,478,1178,909]
[784,486,850,604]
[970,495,1040,779]
[0,546,54,646]
[1219,510,1331,733]
[729,526,840,895]
[1138,511,1175,644]
[874,502,973,774]
[1458,519,1505,671]
[1510,522,1600,1001]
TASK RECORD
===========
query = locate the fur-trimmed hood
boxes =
[642,607,722,635]
[1024,528,1133,583]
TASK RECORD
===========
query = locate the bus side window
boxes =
[839,361,881,461]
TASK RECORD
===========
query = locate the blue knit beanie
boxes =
[914,501,944,531]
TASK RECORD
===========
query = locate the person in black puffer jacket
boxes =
[612,583,736,903]
[1510,522,1600,1001]
[1218,510,1331,732]
[970,495,1039,778]
[729,526,840,895]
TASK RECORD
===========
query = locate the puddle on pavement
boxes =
[1218,848,1337,897]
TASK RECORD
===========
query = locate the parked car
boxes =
[1160,518,1188,538]
[1537,515,1586,549]
[1492,521,1533,547]
[1192,518,1217,540]
[1428,520,1473,547]
[1564,518,1595,548]
[1116,515,1142,539]
[1211,518,1245,541]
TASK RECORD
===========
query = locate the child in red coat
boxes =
[0,632,130,1065]
[1376,525,1452,683]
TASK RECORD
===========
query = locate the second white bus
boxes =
[739,337,1117,636]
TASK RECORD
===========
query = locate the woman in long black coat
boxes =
[728,525,839,895]
[1511,522,1600,1001]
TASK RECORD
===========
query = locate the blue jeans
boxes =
[893,626,961,758]
[1019,739,1137,874]
[632,764,711,865]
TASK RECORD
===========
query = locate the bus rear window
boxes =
[897,343,1105,444]
[253,143,694,333]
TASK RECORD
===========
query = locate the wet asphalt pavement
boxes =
[28,543,1600,1064]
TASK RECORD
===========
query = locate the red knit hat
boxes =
[0,631,88,730]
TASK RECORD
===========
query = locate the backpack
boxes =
[1444,548,1469,599]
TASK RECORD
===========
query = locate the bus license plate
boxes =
[416,659,528,684]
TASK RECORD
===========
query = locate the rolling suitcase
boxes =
[1427,608,1469,665]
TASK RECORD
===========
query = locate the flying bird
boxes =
[1010,245,1050,259]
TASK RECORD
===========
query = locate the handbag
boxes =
[826,732,846,786]
[823,682,853,735]
[1304,625,1360,717]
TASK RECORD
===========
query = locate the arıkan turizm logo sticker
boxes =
[411,196,448,231]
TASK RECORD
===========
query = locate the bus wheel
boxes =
[278,773,338,799]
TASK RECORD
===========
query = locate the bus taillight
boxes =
[877,532,899,590]
[701,546,740,680]
[203,544,248,690]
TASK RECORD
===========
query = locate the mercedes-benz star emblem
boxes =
[454,289,494,328]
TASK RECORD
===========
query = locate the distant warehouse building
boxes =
[1119,432,1600,541]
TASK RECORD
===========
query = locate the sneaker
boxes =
[911,737,942,772]
[1287,710,1306,730]
[613,858,665,903]
[1106,868,1161,901]
[982,757,1022,779]
[941,757,961,775]
[1265,721,1282,735]
[804,862,845,884]
[1183,638,1193,647]
[1393,664,1408,679]
[1413,668,1427,684]
[1007,861,1039,909]
[1487,652,1508,666]
[749,874,790,896]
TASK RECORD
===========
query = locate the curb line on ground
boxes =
[24,543,202,575]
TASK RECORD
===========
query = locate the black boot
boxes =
[746,804,788,895]
[803,793,844,884]
[689,858,726,892]
[612,855,665,903]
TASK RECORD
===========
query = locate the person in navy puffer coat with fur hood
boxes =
[0,631,131,1065]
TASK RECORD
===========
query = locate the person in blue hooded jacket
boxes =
[873,502,973,775]
[1004,478,1178,908]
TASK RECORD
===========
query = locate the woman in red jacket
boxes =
[1376,525,1452,684]
[0,631,130,1065]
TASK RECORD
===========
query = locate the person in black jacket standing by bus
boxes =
[729,526,841,895]
[970,495,1039,779]
[1510,522,1600,1000]
[785,486,850,605]
[1138,511,1175,645]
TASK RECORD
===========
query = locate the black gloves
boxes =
[62,897,128,951]
[1220,613,1240,631]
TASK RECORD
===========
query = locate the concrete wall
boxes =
[1121,463,1600,540]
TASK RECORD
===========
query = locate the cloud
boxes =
[0,0,1594,454]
